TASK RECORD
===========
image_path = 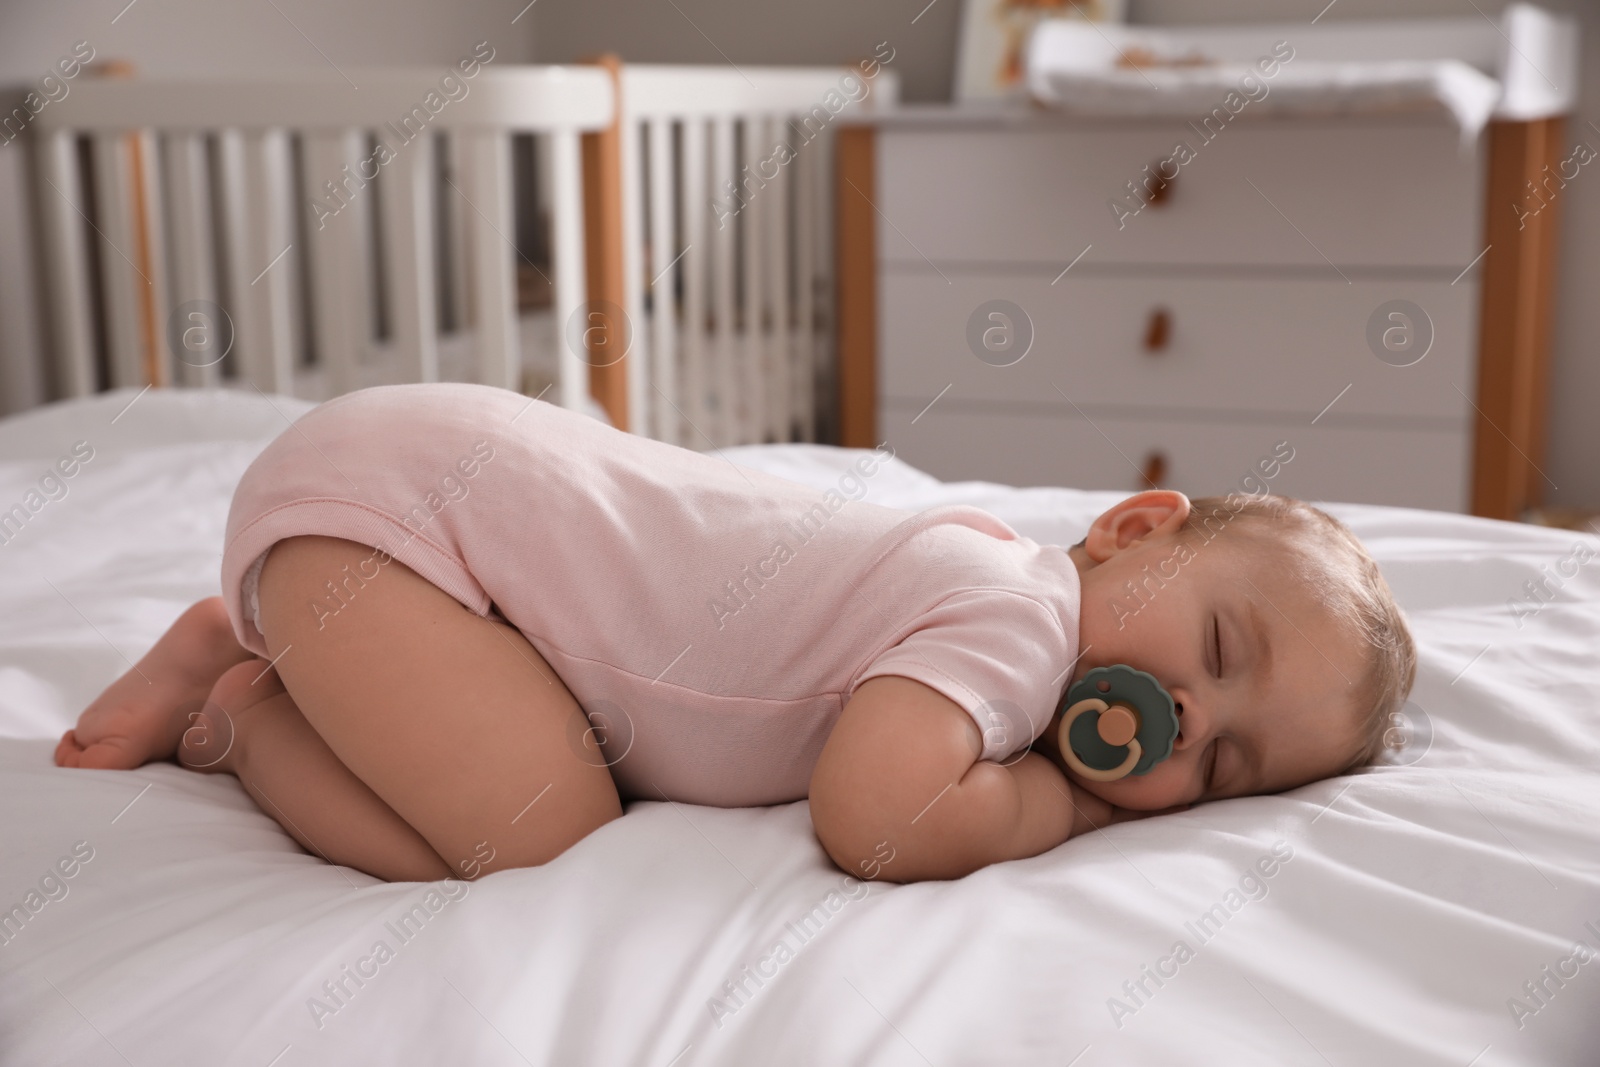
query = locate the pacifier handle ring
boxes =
[1057,697,1143,782]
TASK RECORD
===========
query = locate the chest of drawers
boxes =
[834,106,1564,518]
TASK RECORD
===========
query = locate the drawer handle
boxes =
[1143,308,1172,353]
[1147,160,1174,206]
[1141,451,1168,489]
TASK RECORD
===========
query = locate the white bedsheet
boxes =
[1,388,1596,1066]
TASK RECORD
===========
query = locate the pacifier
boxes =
[1056,665,1180,782]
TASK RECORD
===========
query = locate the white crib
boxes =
[0,60,898,447]
[615,64,873,449]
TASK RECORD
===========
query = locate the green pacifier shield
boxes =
[1063,665,1179,777]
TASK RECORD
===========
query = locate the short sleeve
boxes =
[853,588,1071,763]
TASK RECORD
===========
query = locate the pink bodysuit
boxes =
[220,383,1082,807]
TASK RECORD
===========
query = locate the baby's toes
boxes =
[56,729,141,770]
[54,729,82,768]
[63,702,175,770]
[74,731,145,770]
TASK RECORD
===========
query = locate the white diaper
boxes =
[240,549,271,636]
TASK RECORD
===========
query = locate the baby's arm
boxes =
[810,676,1122,883]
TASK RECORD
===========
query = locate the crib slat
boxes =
[91,133,146,389]
[679,118,710,445]
[0,144,48,413]
[739,117,767,446]
[214,130,252,385]
[810,129,836,442]
[793,118,817,442]
[381,134,439,386]
[163,132,221,388]
[441,134,472,339]
[303,131,367,398]
[647,117,679,446]
[36,130,96,397]
[547,129,588,413]
[218,129,296,394]
[130,131,171,388]
[245,129,296,395]
[764,121,790,444]
[460,130,520,392]
[341,137,376,388]
[619,117,649,436]
[710,115,737,448]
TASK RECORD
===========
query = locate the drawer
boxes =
[876,403,1470,512]
[879,273,1477,423]
[876,117,1482,269]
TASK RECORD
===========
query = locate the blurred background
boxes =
[0,0,1594,522]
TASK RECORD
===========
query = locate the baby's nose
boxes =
[1169,698,1204,748]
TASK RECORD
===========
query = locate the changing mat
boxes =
[1026,4,1579,146]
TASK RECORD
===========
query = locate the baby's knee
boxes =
[177,660,285,774]
[177,700,237,774]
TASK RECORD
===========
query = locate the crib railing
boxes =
[613,65,897,448]
[12,66,612,416]
[0,61,895,445]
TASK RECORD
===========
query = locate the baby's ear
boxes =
[1084,490,1191,562]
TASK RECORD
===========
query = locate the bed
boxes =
[1,386,1596,1066]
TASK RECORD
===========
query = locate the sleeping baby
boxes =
[54,382,1416,884]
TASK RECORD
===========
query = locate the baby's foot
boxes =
[55,597,255,770]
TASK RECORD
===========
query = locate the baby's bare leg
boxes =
[181,660,454,882]
[253,536,623,880]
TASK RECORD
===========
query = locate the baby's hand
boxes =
[1065,780,1189,837]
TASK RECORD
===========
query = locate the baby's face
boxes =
[1051,492,1368,811]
